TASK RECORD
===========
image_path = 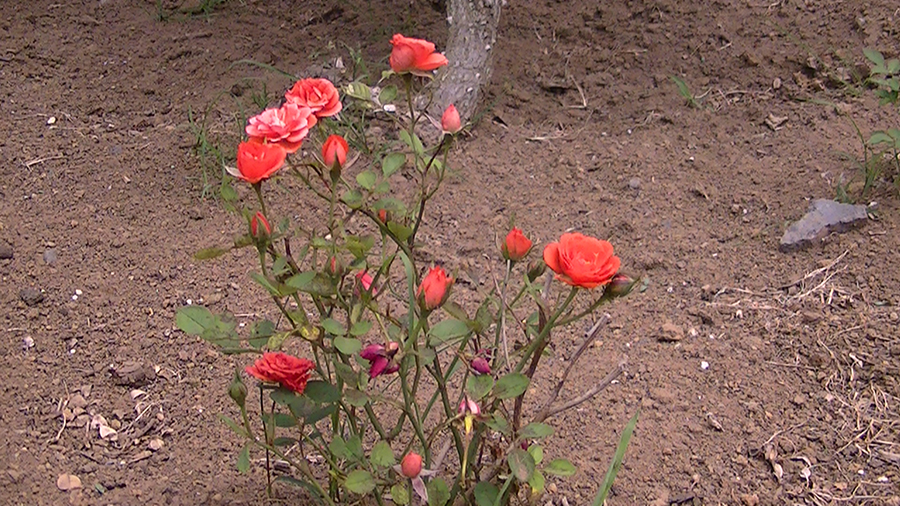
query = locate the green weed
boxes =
[670,76,702,109]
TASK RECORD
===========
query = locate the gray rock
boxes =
[628,177,642,190]
[0,242,12,259]
[19,288,44,307]
[43,248,58,265]
[780,199,869,252]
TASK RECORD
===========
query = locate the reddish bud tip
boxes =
[400,452,423,479]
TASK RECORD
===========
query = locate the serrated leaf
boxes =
[346,434,364,459]
[391,483,410,505]
[426,477,450,506]
[428,318,470,345]
[493,373,530,399]
[467,374,494,400]
[485,413,509,435]
[304,381,341,404]
[473,481,499,506]
[175,306,214,335]
[237,444,250,473]
[344,388,368,407]
[345,82,372,101]
[344,470,375,494]
[356,170,377,190]
[370,441,395,467]
[521,422,553,440]
[334,336,362,355]
[193,246,230,260]
[507,449,535,482]
[379,85,398,104]
[345,235,375,259]
[341,189,365,209]
[545,458,577,477]
[329,436,350,459]
[382,153,406,177]
[286,271,335,297]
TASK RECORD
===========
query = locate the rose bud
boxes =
[250,212,271,240]
[322,134,349,169]
[355,271,379,296]
[441,104,461,135]
[400,452,423,479]
[417,266,453,311]
[377,208,390,223]
[501,227,532,263]
[458,395,481,435]
[603,273,640,300]
[325,256,343,278]
[471,356,491,376]
[228,369,247,408]
[526,259,546,283]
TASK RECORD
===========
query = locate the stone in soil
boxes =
[0,242,12,259]
[43,248,58,265]
[779,199,869,252]
[19,287,44,307]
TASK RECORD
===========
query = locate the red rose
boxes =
[322,134,349,168]
[229,141,286,184]
[250,211,271,239]
[441,104,461,134]
[417,266,453,310]
[244,352,315,394]
[389,34,449,75]
[501,227,532,262]
[542,233,620,289]
[284,78,342,118]
[245,103,317,153]
[400,452,423,479]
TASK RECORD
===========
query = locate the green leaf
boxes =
[591,410,640,506]
[485,413,509,435]
[398,130,425,156]
[266,332,289,350]
[356,170,377,190]
[345,235,375,259]
[286,271,335,297]
[467,374,494,400]
[493,373,530,399]
[218,414,248,438]
[507,449,535,482]
[334,363,359,386]
[379,85,398,104]
[391,483,410,505]
[249,271,283,296]
[248,319,275,349]
[529,469,545,494]
[349,320,372,336]
[237,444,250,473]
[273,436,299,447]
[304,381,341,404]
[545,458,577,477]
[329,436,350,459]
[345,82,372,101]
[521,422,554,440]
[387,221,413,242]
[341,189,365,209]
[473,481,499,506]
[864,48,885,68]
[286,271,316,288]
[426,477,450,506]
[370,441,395,467]
[869,131,894,146]
[527,444,543,464]
[346,434,364,459]
[344,470,375,494]
[382,153,406,177]
[334,336,362,355]
[344,388,368,407]
[274,413,298,427]
[428,318,471,345]
[321,318,346,336]
[175,306,214,335]
[193,246,230,260]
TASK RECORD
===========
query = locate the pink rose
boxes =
[245,103,317,153]
[284,78,342,118]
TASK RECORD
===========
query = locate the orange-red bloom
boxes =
[245,352,315,394]
[400,452,423,479]
[418,266,453,310]
[502,227,532,262]
[543,233,620,289]
[389,34,449,75]
[229,141,286,184]
[245,103,317,153]
[284,78,342,118]
[250,211,271,239]
[322,134,349,168]
[441,104,461,134]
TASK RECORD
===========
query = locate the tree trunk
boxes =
[428,0,502,124]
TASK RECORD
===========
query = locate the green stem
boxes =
[513,287,578,374]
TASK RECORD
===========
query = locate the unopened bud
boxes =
[325,256,343,278]
[526,260,546,283]
[471,357,491,375]
[400,452,423,479]
[228,369,247,408]
[250,212,271,241]
[604,273,639,299]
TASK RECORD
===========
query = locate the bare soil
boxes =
[2,0,899,505]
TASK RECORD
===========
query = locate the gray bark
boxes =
[429,0,502,123]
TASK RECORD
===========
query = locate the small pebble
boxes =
[0,242,13,259]
[43,248,58,265]
[701,361,710,370]
[628,177,642,190]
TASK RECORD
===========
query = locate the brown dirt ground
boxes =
[2,0,899,505]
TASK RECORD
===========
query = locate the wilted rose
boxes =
[359,342,400,378]
[245,103,316,153]
[284,78,342,118]
[244,352,315,394]
[389,34,449,75]
[543,232,620,289]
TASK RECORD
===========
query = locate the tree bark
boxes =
[428,0,502,124]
